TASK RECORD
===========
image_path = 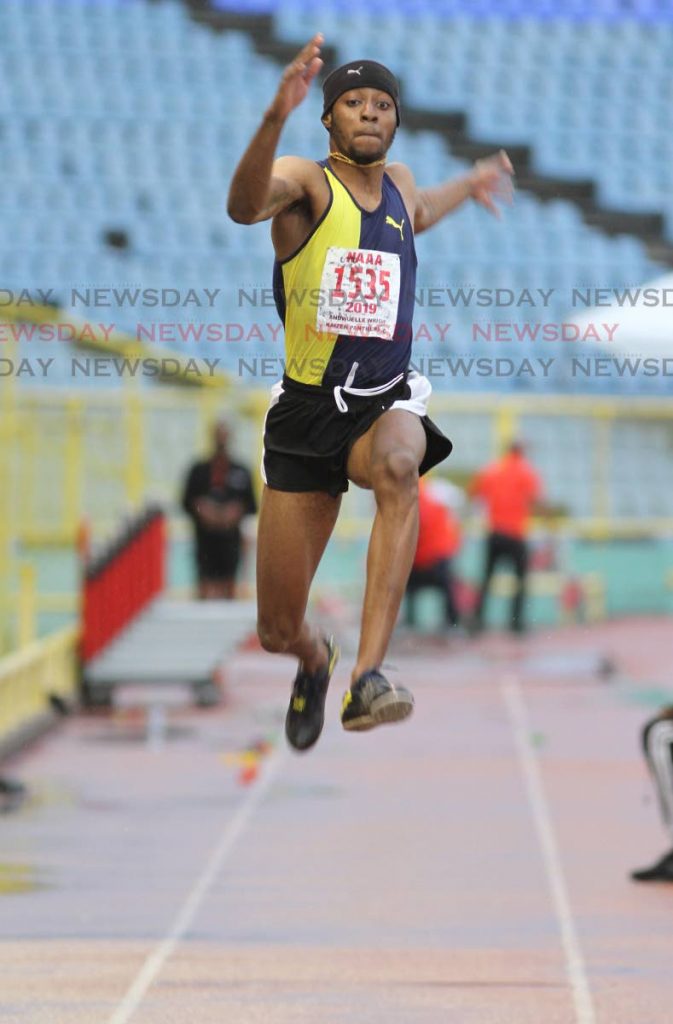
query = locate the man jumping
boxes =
[227,34,513,752]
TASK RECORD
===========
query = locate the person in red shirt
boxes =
[405,479,462,629]
[468,442,542,634]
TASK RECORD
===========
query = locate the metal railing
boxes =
[5,388,673,544]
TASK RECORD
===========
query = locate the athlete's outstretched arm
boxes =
[227,33,323,224]
[394,150,514,234]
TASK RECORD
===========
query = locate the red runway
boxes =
[1,619,672,1023]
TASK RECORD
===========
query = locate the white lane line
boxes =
[108,747,287,1024]
[501,675,597,1024]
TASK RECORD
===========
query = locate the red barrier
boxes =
[81,507,166,663]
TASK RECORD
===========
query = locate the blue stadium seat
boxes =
[0,0,668,407]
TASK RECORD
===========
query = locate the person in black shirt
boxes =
[182,420,257,599]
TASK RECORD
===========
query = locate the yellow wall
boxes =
[0,626,78,748]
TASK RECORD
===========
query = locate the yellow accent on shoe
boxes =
[341,689,353,715]
[292,696,306,712]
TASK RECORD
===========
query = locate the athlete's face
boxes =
[325,88,397,164]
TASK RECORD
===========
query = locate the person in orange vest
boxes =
[405,478,462,629]
[468,441,542,634]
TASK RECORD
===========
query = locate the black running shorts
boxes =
[195,537,241,581]
[261,371,452,497]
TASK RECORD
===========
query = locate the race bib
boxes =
[316,247,401,340]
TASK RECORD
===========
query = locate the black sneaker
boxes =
[285,636,339,752]
[630,847,673,882]
[341,669,414,732]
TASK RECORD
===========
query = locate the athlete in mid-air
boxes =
[228,34,513,752]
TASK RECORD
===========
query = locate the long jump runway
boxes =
[1,619,672,1023]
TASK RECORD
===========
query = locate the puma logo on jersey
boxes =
[347,66,363,75]
[385,214,404,240]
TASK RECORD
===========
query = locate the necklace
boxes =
[328,151,386,168]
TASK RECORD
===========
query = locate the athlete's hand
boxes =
[469,149,514,217]
[267,33,324,121]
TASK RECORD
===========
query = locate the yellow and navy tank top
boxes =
[273,161,417,389]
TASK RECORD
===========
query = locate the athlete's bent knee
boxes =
[257,616,301,654]
[371,447,419,499]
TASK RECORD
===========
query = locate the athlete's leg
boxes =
[404,567,422,628]
[473,532,500,629]
[256,486,341,673]
[436,558,461,628]
[510,537,528,633]
[346,408,427,682]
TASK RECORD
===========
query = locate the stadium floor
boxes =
[1,618,672,1023]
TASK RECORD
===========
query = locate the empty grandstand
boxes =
[1,0,672,394]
